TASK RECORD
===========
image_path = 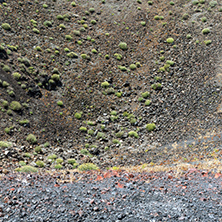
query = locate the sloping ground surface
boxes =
[0,170,222,221]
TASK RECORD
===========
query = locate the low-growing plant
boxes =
[0,141,10,148]
[12,72,21,80]
[78,163,98,171]
[48,154,57,160]
[57,100,63,106]
[19,161,26,166]
[19,119,29,125]
[26,134,37,144]
[75,112,81,119]
[67,159,76,164]
[167,38,174,43]
[141,91,150,98]
[80,126,87,131]
[35,146,42,153]
[2,23,11,30]
[16,166,38,173]
[33,28,40,34]
[54,164,62,169]
[202,28,210,34]
[65,35,72,40]
[101,81,110,88]
[56,158,63,164]
[128,131,139,138]
[10,101,22,111]
[67,52,78,58]
[145,100,151,106]
[146,123,156,132]
[119,42,128,50]
[112,139,120,144]
[204,40,212,45]
[36,160,45,167]
[129,64,136,70]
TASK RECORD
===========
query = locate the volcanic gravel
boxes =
[0,169,222,222]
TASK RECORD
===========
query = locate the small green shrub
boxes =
[4,127,10,134]
[48,154,57,160]
[44,142,50,147]
[43,3,48,8]
[91,49,98,54]
[141,91,150,98]
[167,38,174,43]
[19,119,29,125]
[101,81,110,88]
[12,72,21,80]
[26,134,37,144]
[57,14,64,20]
[129,64,137,70]
[112,139,120,144]
[141,21,146,26]
[67,159,76,164]
[10,101,22,111]
[57,100,63,106]
[114,53,122,60]
[16,166,38,173]
[19,161,26,166]
[202,28,210,34]
[89,8,95,13]
[201,17,207,22]
[78,163,98,171]
[71,1,76,6]
[91,20,97,24]
[2,81,9,87]
[54,164,62,169]
[56,158,63,164]
[2,65,10,72]
[209,0,217,7]
[36,161,45,167]
[33,28,40,34]
[65,35,72,40]
[1,100,8,108]
[128,131,139,138]
[119,42,128,50]
[67,52,78,58]
[87,121,96,126]
[87,129,94,135]
[182,13,189,20]
[1,23,11,30]
[35,146,42,153]
[151,83,162,90]
[75,112,81,119]
[192,0,199,5]
[146,123,156,132]
[145,100,151,106]
[43,21,52,27]
[80,126,87,131]
[204,40,212,45]
[154,15,160,20]
[0,141,10,148]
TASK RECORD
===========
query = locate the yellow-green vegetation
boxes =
[0,141,10,148]
[48,154,57,160]
[26,134,37,144]
[146,123,156,132]
[75,112,81,119]
[9,101,22,111]
[128,131,139,138]
[54,164,62,169]
[101,81,110,88]
[80,126,87,131]
[167,37,174,43]
[2,23,11,30]
[15,166,38,173]
[78,163,99,171]
[56,158,63,164]
[57,100,63,106]
[119,42,128,50]
[36,160,45,167]
[12,72,21,80]
[67,159,76,164]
